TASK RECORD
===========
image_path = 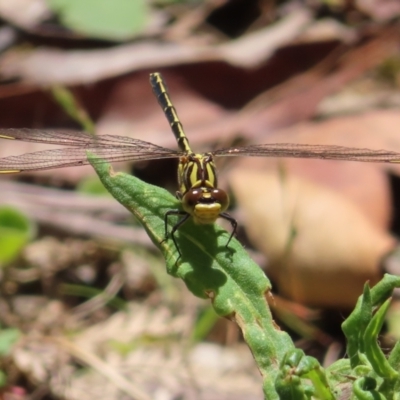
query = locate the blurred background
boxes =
[1,0,400,399]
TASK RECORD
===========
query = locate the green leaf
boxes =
[46,0,148,40]
[191,305,220,342]
[353,377,387,400]
[275,349,335,400]
[88,155,295,399]
[369,274,400,305]
[363,299,398,380]
[342,283,373,367]
[380,340,400,397]
[339,276,400,397]
[0,206,35,266]
[388,341,400,373]
[77,176,111,196]
[51,86,95,134]
[0,328,20,356]
[342,275,400,369]
[0,370,6,388]
[61,284,126,310]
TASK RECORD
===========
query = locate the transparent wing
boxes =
[213,143,400,163]
[0,129,181,173]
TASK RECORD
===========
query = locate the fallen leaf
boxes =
[230,110,400,229]
[229,168,395,308]
[0,0,50,29]
[0,8,312,85]
[356,0,400,21]
[227,110,400,308]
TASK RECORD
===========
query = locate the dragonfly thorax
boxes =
[178,152,217,195]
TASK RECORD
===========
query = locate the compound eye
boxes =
[211,189,229,211]
[183,188,203,208]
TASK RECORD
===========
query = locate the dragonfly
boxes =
[1,72,400,257]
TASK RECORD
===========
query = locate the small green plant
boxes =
[90,155,400,399]
[0,206,35,266]
[0,326,21,388]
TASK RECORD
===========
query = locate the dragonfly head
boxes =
[181,187,229,225]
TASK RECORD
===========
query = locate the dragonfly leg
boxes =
[219,212,238,248]
[163,210,190,257]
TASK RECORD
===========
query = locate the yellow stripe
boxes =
[205,161,216,187]
[0,134,15,140]
[0,170,21,174]
[189,161,198,188]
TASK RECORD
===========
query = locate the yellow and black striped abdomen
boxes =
[150,73,192,154]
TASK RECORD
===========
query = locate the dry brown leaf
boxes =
[227,110,400,308]
[356,0,400,21]
[0,9,312,86]
[229,168,395,308]
[236,29,400,137]
[0,0,50,29]
[297,18,356,43]
[231,110,400,229]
